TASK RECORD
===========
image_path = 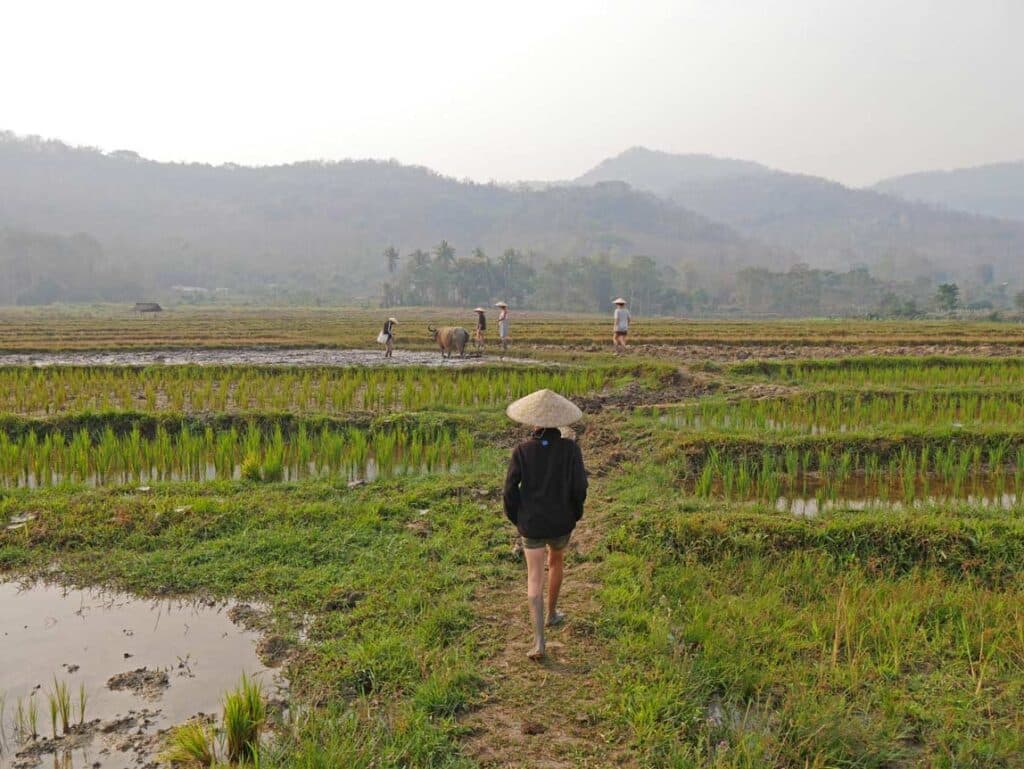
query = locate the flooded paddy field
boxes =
[0,364,617,417]
[0,348,535,369]
[0,582,284,769]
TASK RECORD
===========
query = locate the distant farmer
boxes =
[474,307,487,350]
[379,317,397,358]
[503,389,588,660]
[612,298,630,354]
[496,301,510,351]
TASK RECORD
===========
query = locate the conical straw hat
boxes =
[495,301,508,307]
[473,307,486,312]
[506,389,583,428]
[388,317,398,323]
[613,297,627,305]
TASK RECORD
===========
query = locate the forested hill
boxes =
[576,148,1024,284]
[874,161,1024,223]
[0,132,780,304]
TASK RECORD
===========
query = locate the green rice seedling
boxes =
[261,451,284,483]
[240,453,262,482]
[158,719,217,767]
[47,693,58,739]
[52,677,71,734]
[222,674,265,764]
[27,697,38,740]
[14,698,27,742]
[76,683,87,727]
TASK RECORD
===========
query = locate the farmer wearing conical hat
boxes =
[381,317,398,358]
[612,298,630,354]
[503,389,588,660]
[495,301,510,352]
[473,307,487,351]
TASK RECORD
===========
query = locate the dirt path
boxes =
[461,418,636,768]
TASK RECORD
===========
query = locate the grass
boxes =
[160,719,217,767]
[594,459,1024,767]
[1,471,507,766]
[3,328,1024,767]
[223,674,266,764]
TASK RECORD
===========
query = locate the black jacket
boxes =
[503,428,588,539]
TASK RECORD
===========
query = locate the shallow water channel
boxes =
[0,348,527,368]
[0,582,284,769]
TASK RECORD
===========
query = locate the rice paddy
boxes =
[0,365,619,416]
[733,356,1024,387]
[3,305,1024,353]
[0,421,474,488]
[2,311,1023,768]
[660,388,1024,434]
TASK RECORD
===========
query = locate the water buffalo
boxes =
[428,325,470,358]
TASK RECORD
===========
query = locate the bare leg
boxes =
[525,546,546,659]
[546,545,565,625]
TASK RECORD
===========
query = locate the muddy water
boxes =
[0,582,284,769]
[0,349,529,368]
[779,493,1020,517]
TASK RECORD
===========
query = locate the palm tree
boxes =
[410,249,430,268]
[499,248,519,301]
[383,246,400,274]
[472,247,488,263]
[433,240,456,267]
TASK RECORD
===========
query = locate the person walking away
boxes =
[380,317,397,358]
[612,298,630,354]
[473,307,487,351]
[503,389,588,660]
[496,301,510,352]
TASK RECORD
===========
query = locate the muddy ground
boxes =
[0,584,288,769]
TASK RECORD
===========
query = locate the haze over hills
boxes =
[874,161,1024,223]
[0,132,782,304]
[3,131,1024,311]
[574,147,1024,284]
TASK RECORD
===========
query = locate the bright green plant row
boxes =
[0,365,617,416]
[659,388,1024,435]
[680,442,1024,507]
[732,356,1024,387]
[0,422,475,488]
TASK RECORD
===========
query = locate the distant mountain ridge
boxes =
[574,147,1024,282]
[577,147,772,195]
[0,132,783,303]
[873,161,1024,223]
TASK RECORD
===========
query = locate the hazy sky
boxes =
[4,0,1022,186]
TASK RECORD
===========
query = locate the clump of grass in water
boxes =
[240,453,262,482]
[159,719,217,767]
[223,674,266,764]
[159,675,266,767]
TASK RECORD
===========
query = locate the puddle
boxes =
[778,493,1020,517]
[0,582,286,769]
[4,457,462,490]
[689,470,1024,515]
[0,349,535,368]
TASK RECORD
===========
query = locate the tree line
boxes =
[380,242,697,315]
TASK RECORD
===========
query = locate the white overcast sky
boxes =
[3,0,1022,186]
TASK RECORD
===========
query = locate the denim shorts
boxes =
[522,533,571,550]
